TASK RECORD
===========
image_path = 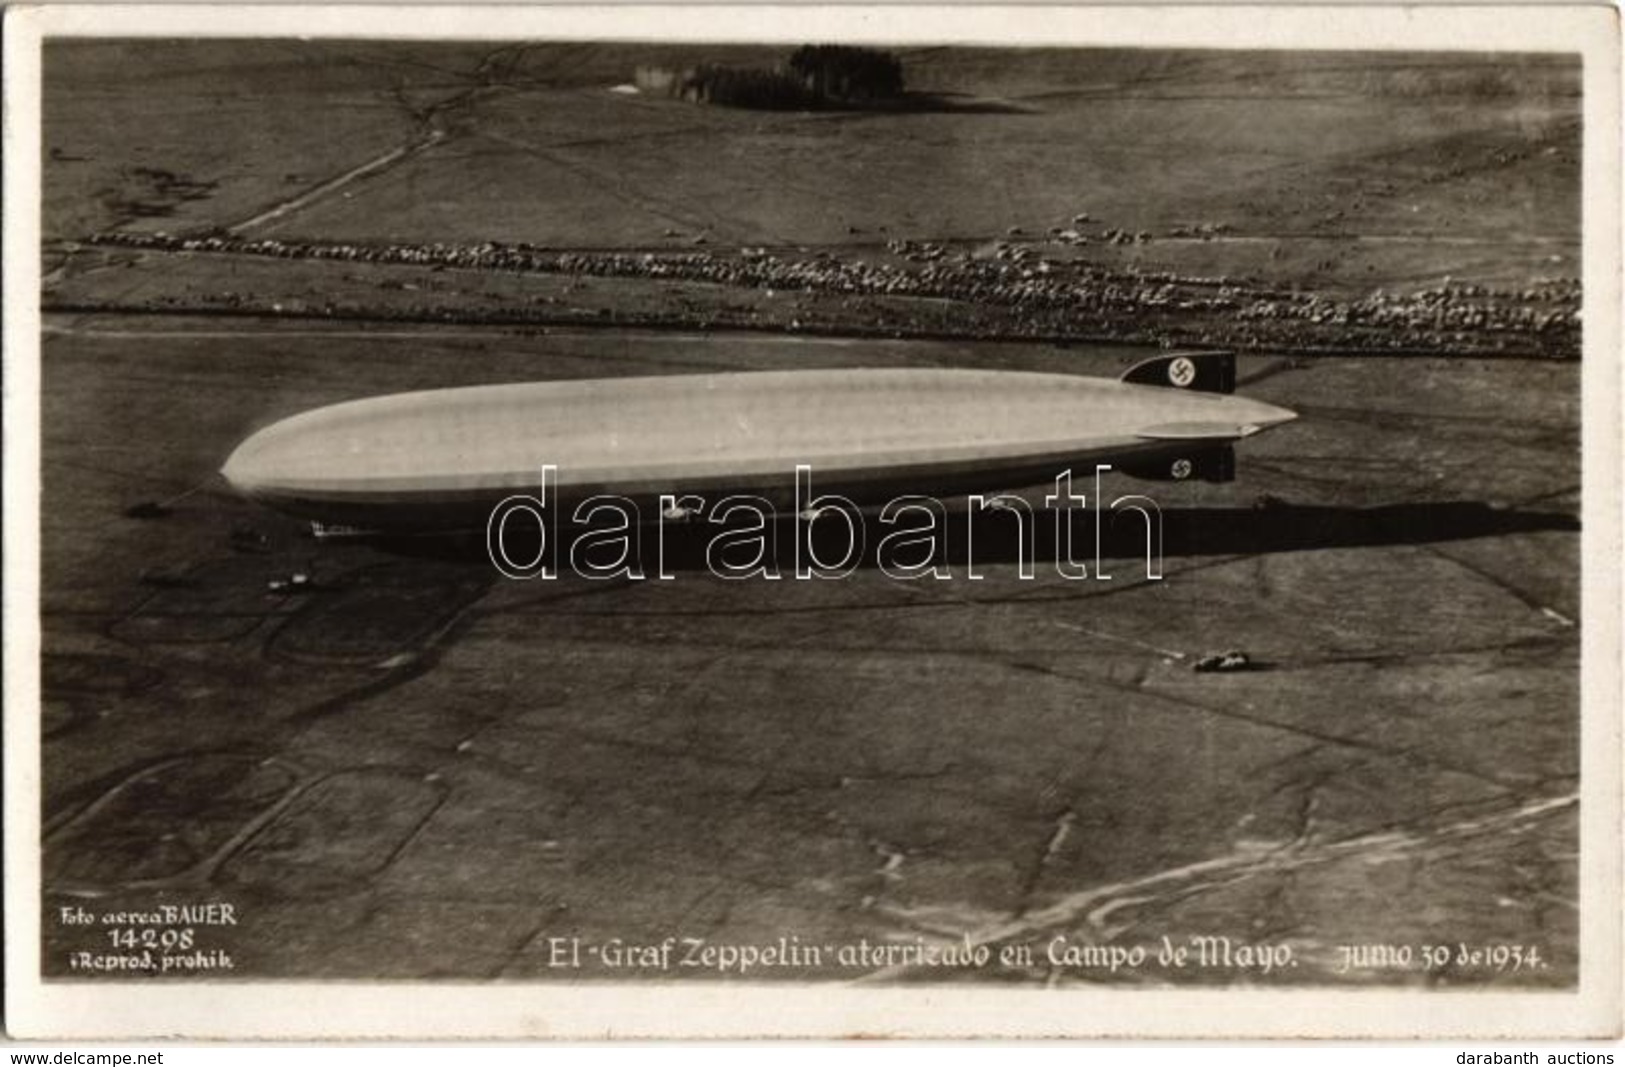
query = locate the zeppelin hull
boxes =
[234,440,1215,531]
[222,368,1296,531]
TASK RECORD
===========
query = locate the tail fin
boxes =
[1117,445,1234,483]
[1120,350,1235,394]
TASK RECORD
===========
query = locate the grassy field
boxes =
[45,42,1579,326]
[38,315,1579,984]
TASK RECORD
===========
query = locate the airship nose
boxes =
[220,439,254,494]
[220,423,283,496]
[220,442,248,490]
[221,399,407,503]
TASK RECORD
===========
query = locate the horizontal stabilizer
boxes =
[1121,350,1235,394]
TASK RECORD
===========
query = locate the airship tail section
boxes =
[1120,350,1235,394]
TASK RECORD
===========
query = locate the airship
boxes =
[221,350,1296,533]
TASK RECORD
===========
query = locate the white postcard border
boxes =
[4,3,1619,1040]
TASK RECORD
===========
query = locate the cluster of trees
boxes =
[682,64,820,109]
[787,45,905,101]
[657,45,906,110]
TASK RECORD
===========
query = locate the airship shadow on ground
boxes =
[367,498,1579,573]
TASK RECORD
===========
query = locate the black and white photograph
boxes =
[4,4,1619,1040]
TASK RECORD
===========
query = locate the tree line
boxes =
[675,45,906,109]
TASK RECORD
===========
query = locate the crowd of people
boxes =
[83,229,1580,357]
